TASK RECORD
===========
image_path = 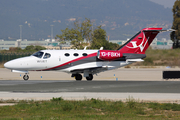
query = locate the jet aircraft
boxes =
[4,28,172,81]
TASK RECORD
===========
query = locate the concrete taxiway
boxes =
[0,68,180,102]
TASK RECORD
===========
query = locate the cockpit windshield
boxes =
[32,51,44,58]
[43,53,51,59]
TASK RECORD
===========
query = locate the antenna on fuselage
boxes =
[100,47,103,50]
[84,46,87,50]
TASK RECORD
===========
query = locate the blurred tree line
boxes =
[0,45,46,63]
[0,45,46,54]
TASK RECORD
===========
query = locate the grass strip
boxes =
[0,97,180,119]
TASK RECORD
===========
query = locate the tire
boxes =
[75,74,82,81]
[86,74,93,81]
[23,75,29,81]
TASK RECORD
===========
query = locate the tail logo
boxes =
[126,32,149,52]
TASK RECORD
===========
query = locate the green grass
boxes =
[0,97,180,119]
[148,102,180,111]
[134,48,180,66]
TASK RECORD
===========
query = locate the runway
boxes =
[1,80,180,103]
[1,80,180,93]
[1,68,180,102]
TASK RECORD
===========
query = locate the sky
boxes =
[149,0,176,8]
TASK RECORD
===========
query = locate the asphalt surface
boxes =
[1,68,180,102]
[0,80,180,93]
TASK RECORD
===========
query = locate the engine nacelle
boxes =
[97,50,123,61]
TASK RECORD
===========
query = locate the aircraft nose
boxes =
[4,58,21,69]
[4,56,33,70]
[4,61,14,69]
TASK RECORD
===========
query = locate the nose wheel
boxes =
[23,74,29,81]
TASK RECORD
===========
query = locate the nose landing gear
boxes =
[23,73,29,81]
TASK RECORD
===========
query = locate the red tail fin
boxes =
[118,28,162,54]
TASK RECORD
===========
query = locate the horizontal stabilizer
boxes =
[126,59,144,62]
[143,29,176,32]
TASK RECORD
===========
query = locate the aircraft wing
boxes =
[70,66,108,75]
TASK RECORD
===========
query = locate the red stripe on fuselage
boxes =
[38,52,97,71]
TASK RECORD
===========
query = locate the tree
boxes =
[171,0,180,48]
[25,45,35,51]
[9,47,22,52]
[90,26,120,50]
[90,26,107,49]
[56,18,92,49]
[56,18,120,50]
[24,45,46,51]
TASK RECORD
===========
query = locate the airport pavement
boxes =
[0,67,180,81]
[1,67,180,103]
[1,81,180,93]
[0,80,180,103]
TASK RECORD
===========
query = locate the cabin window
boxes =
[74,53,79,57]
[43,53,51,59]
[32,51,44,58]
[82,53,88,56]
[65,53,70,57]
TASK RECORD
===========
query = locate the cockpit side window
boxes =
[43,53,51,59]
[32,51,44,58]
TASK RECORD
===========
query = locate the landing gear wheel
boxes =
[23,74,29,81]
[86,74,93,81]
[75,74,82,81]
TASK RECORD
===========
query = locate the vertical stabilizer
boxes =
[118,28,163,54]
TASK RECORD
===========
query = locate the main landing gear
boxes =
[23,73,29,81]
[72,74,93,81]
[74,74,82,81]
[86,74,93,81]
